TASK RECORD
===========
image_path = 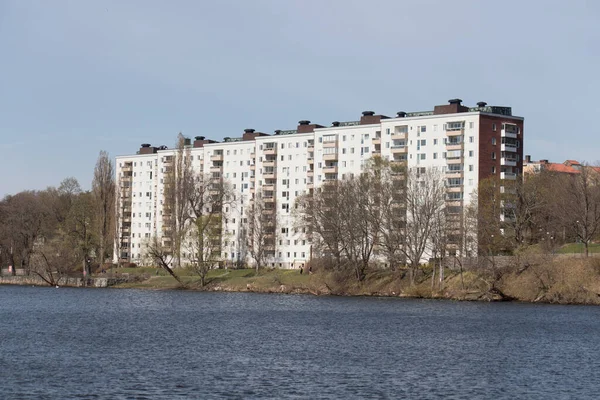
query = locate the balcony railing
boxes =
[501,172,517,180]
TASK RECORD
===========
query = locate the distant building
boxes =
[524,157,584,175]
[114,98,524,267]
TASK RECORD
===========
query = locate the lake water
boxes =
[1,286,599,399]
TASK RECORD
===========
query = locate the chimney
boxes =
[434,98,469,115]
[360,111,389,125]
[193,136,209,148]
[540,159,549,164]
[396,111,406,118]
[243,129,270,141]
[297,120,325,133]
[139,143,157,154]
[332,121,340,127]
[477,101,488,107]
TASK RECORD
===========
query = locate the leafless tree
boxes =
[554,164,600,257]
[163,133,193,268]
[246,189,277,272]
[401,167,446,285]
[92,150,116,265]
[145,236,186,287]
[185,173,232,286]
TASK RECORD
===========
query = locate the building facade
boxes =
[114,98,524,267]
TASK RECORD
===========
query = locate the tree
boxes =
[554,164,600,257]
[185,173,232,286]
[145,236,186,287]
[401,168,446,285]
[246,190,276,272]
[163,133,193,268]
[92,150,115,265]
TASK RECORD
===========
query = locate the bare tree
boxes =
[30,238,79,286]
[163,133,193,268]
[145,236,186,287]
[185,173,232,286]
[92,150,115,265]
[246,189,276,272]
[401,168,446,285]
[554,164,600,257]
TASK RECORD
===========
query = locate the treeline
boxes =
[296,157,600,283]
[0,152,115,285]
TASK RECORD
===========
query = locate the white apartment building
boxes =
[114,98,524,267]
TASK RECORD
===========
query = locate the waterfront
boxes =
[1,286,600,399]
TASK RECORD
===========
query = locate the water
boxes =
[1,286,599,399]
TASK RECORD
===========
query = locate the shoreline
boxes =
[4,265,599,306]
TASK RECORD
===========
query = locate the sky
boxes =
[1,0,599,197]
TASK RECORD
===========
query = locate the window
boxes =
[419,153,426,160]
[492,166,496,174]
[492,123,497,131]
[433,139,438,145]
[420,139,426,146]
[492,152,496,160]
[469,122,474,129]
[492,138,496,145]
[420,126,426,133]
[433,153,438,159]
[386,128,390,135]
[469,150,474,157]
[469,164,474,172]
[469,136,474,143]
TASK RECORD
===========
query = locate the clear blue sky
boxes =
[1,0,599,197]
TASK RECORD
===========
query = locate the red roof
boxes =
[544,163,580,174]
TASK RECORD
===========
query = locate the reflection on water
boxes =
[1,286,600,399]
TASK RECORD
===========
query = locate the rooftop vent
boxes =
[448,98,463,105]
[274,130,281,135]
[362,111,375,116]
[396,111,406,118]
[195,136,204,140]
[159,145,168,150]
[244,129,255,134]
[332,121,340,127]
[298,120,310,126]
[477,101,487,107]
[141,143,151,148]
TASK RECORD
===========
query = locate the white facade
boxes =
[114,100,524,267]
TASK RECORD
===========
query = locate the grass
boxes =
[556,243,600,254]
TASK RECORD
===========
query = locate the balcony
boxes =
[261,183,275,191]
[122,165,132,172]
[446,128,464,137]
[307,169,314,176]
[391,132,406,140]
[446,157,463,164]
[323,140,338,148]
[446,142,464,151]
[263,146,277,155]
[263,196,275,203]
[501,143,518,152]
[445,169,464,177]
[263,171,276,179]
[210,165,223,172]
[323,153,338,161]
[323,165,338,173]
[446,186,463,193]
[501,157,518,167]
[263,160,276,167]
[210,153,223,162]
[308,158,314,164]
[391,145,407,153]
[501,172,517,180]
[501,128,518,139]
[372,136,381,144]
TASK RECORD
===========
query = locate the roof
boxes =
[544,163,580,174]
